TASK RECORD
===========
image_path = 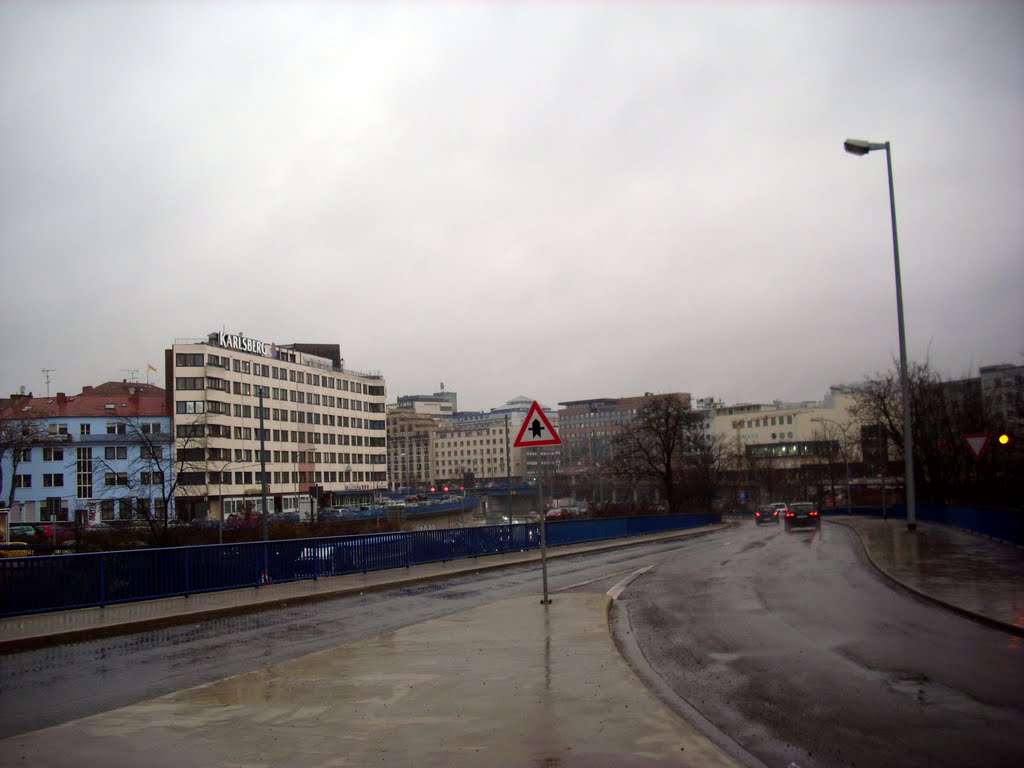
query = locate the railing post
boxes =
[99,552,106,608]
[183,549,190,597]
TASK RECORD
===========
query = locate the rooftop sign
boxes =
[218,332,271,357]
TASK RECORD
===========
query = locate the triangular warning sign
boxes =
[962,434,991,460]
[514,401,562,447]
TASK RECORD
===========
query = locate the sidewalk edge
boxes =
[826,519,1024,638]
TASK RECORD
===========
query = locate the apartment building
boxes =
[167,332,387,520]
[0,382,173,523]
[386,408,439,492]
[432,397,558,487]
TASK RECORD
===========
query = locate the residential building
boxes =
[395,386,457,417]
[557,393,691,501]
[433,397,558,487]
[166,332,387,520]
[0,382,173,523]
[980,364,1023,435]
[386,408,440,492]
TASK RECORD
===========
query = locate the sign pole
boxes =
[539,468,550,604]
[512,401,561,607]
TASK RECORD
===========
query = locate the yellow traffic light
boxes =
[998,433,1010,445]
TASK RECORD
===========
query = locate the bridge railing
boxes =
[0,513,719,618]
[821,504,1023,546]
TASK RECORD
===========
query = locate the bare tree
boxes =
[0,416,48,509]
[851,359,991,504]
[96,414,214,547]
[677,417,734,511]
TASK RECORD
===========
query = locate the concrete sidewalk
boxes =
[828,516,1024,636]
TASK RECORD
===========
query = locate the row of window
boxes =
[175,352,384,397]
[732,415,796,430]
[12,470,167,488]
[177,470,386,486]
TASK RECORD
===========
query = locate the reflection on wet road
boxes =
[617,520,1024,768]
[0,538,687,739]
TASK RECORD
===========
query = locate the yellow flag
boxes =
[147,363,158,373]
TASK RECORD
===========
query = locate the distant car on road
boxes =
[769,502,789,517]
[784,502,821,532]
[754,505,779,525]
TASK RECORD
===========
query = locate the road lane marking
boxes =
[607,565,654,600]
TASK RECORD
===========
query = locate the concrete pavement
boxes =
[1,518,1022,767]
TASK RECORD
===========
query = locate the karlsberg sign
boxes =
[218,332,271,357]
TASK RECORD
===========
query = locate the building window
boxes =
[105,446,128,460]
[77,447,93,498]
[106,422,127,435]
[80,423,91,436]
[141,445,164,460]
[175,353,205,367]
[42,473,64,487]
[43,447,64,461]
[176,401,206,414]
[104,472,128,486]
[13,474,32,488]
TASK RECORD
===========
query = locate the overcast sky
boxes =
[1,1,1021,413]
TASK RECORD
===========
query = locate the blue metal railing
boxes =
[822,504,1023,547]
[0,514,719,618]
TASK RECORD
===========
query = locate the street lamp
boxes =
[844,138,917,531]
[811,417,852,515]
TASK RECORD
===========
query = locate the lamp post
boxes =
[844,138,916,531]
[811,417,852,515]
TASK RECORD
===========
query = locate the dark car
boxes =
[784,501,821,531]
[754,505,779,525]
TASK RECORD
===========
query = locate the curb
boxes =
[826,519,1024,638]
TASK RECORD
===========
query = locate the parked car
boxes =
[8,523,39,539]
[784,501,821,532]
[754,505,779,525]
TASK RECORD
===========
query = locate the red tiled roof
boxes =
[0,382,169,419]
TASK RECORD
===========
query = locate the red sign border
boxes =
[962,433,991,460]
[514,401,562,447]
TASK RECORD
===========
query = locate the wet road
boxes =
[0,538,691,740]
[615,520,1024,768]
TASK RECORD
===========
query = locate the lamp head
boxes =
[844,139,873,156]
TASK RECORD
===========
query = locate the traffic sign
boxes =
[513,401,561,447]
[962,434,991,460]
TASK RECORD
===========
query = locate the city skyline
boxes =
[1,3,1021,413]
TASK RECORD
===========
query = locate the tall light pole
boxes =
[844,138,916,531]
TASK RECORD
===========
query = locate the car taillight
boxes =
[773,511,778,516]
[785,512,794,517]
[810,510,819,516]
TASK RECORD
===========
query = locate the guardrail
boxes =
[821,504,1023,547]
[0,513,720,618]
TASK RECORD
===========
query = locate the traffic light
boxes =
[998,433,1011,446]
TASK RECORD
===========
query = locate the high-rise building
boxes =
[166,332,387,520]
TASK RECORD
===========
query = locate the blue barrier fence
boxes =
[823,504,1024,547]
[0,513,720,618]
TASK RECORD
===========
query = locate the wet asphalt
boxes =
[0,518,1020,767]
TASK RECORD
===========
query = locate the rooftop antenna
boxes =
[42,368,56,397]
[121,368,139,383]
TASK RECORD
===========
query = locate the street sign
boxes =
[962,433,991,460]
[513,401,561,447]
